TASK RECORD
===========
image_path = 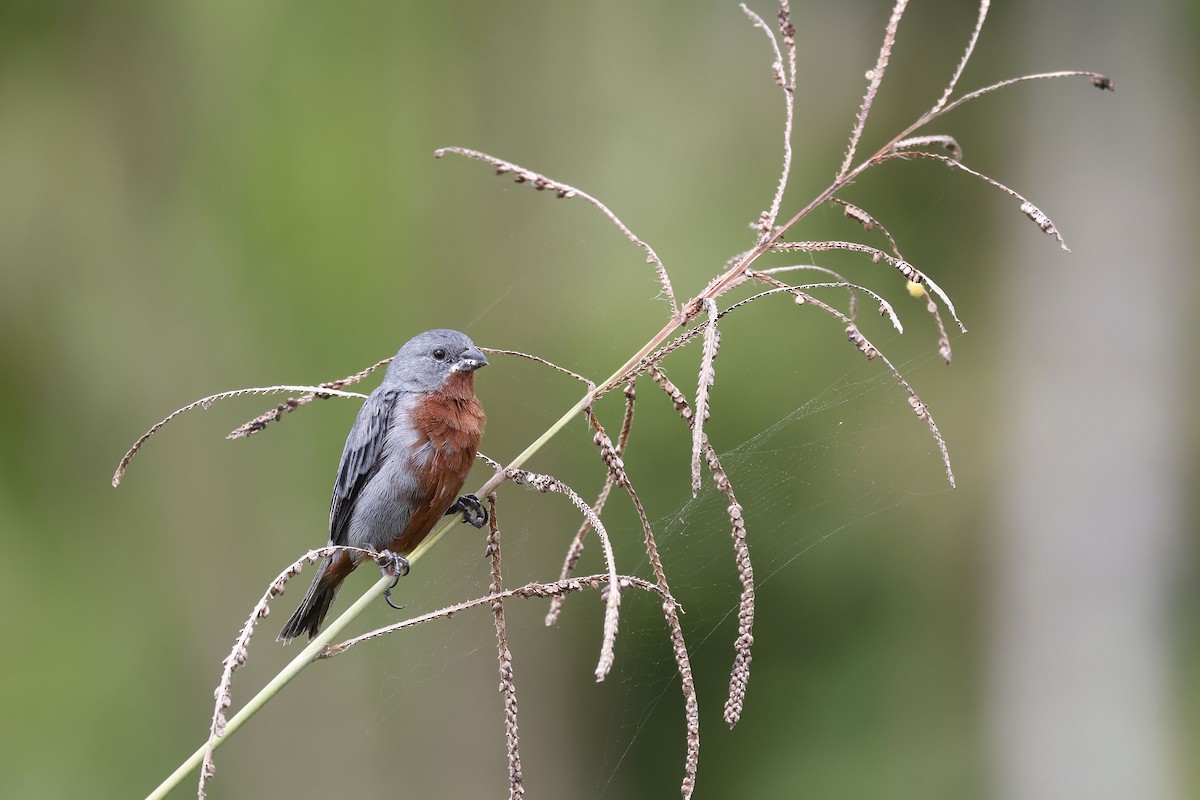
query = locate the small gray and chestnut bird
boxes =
[279,329,488,642]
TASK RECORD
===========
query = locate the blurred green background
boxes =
[2,1,1196,798]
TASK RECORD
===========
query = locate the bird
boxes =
[279,329,489,642]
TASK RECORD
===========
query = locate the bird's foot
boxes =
[372,549,410,610]
[445,493,488,529]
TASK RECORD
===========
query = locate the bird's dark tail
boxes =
[278,555,350,642]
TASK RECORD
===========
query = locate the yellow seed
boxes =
[906,280,926,298]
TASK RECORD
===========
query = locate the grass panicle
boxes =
[116,2,1110,796]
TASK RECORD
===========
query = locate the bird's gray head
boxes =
[382,329,488,394]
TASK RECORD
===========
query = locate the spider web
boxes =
[290,342,957,799]
[585,349,954,797]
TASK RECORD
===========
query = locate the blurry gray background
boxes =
[1,1,1195,798]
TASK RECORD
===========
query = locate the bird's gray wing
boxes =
[329,389,399,546]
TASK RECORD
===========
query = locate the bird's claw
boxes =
[446,493,488,529]
[373,549,410,610]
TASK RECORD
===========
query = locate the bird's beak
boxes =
[454,347,489,373]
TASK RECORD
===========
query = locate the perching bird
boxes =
[279,329,488,642]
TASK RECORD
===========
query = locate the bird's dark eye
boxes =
[432,348,447,361]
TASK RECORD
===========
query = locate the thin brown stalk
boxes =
[691,299,721,497]
[649,365,755,729]
[826,196,957,357]
[319,573,672,658]
[602,312,751,402]
[318,568,698,799]
[111,385,368,487]
[913,285,953,364]
[546,383,637,627]
[829,198,904,259]
[744,277,904,334]
[705,443,754,729]
[838,0,910,179]
[877,149,1070,251]
[930,0,990,114]
[584,407,700,798]
[485,496,525,800]
[755,263,861,318]
[748,272,955,485]
[504,468,623,682]
[848,339,951,482]
[608,321,713,392]
[482,348,594,388]
[226,358,393,439]
[891,134,963,161]
[582,408,667,618]
[199,544,382,798]
[931,70,1114,123]
[740,0,796,239]
[770,239,965,331]
[610,270,902,395]
[635,272,869,373]
[435,146,678,316]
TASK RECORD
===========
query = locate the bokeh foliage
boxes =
[0,2,1194,798]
